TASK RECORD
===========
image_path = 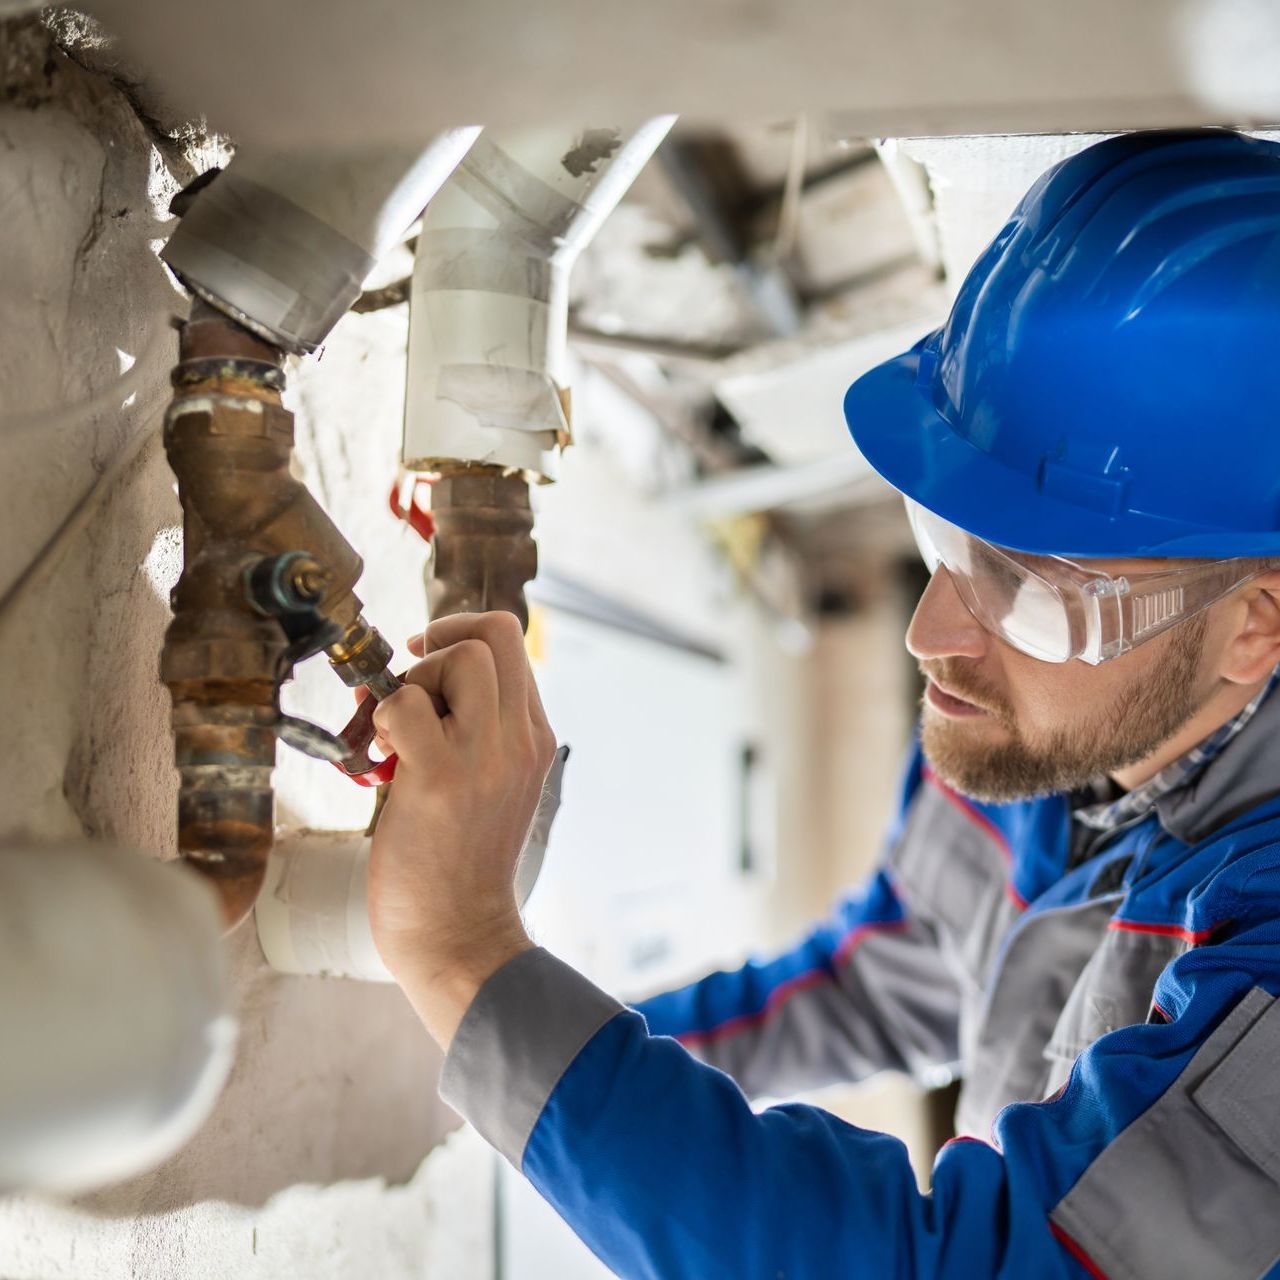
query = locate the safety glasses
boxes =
[905,499,1267,664]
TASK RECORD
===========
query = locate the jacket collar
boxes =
[1154,671,1280,845]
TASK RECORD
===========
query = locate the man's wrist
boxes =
[392,918,534,1050]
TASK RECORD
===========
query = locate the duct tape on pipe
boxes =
[414,229,558,301]
[454,137,588,249]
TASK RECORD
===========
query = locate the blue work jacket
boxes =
[441,692,1280,1279]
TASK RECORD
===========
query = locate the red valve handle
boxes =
[331,688,399,786]
[330,671,449,786]
[389,476,436,543]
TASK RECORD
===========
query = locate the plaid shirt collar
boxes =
[1073,665,1280,835]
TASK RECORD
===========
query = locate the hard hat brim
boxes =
[843,344,1264,561]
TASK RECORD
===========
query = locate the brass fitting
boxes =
[162,303,381,930]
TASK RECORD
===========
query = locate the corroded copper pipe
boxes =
[162,303,376,930]
[426,464,538,629]
[386,465,535,842]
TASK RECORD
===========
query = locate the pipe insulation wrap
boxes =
[0,843,234,1194]
[162,128,482,353]
[256,747,568,981]
[256,831,391,982]
[403,118,677,478]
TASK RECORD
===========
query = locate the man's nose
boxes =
[906,568,989,662]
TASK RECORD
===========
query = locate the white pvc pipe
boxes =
[255,831,391,982]
[162,128,482,353]
[402,118,677,480]
[0,842,234,1194]
[257,747,568,981]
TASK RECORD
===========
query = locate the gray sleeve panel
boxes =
[439,947,623,1168]
[1196,992,1280,1183]
[686,917,962,1099]
[1052,987,1280,1280]
[681,775,972,1101]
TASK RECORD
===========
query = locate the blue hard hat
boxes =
[843,129,1280,559]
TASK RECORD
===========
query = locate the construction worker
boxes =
[368,130,1280,1278]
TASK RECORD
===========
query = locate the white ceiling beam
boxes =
[92,0,1280,149]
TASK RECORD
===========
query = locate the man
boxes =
[369,130,1280,1278]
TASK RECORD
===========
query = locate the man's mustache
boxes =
[919,661,1013,722]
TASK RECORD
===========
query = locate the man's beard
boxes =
[919,615,1212,803]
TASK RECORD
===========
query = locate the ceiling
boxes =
[52,2,1280,610]
[81,0,1280,146]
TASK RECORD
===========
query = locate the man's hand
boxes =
[366,611,558,1049]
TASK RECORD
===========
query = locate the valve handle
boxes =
[389,476,436,543]
[331,679,401,786]
[276,714,350,763]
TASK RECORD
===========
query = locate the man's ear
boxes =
[1218,570,1280,684]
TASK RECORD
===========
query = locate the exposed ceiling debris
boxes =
[562,121,1280,613]
[559,121,966,612]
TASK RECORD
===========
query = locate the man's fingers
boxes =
[407,631,426,658]
[417,613,529,722]
[401,640,501,737]
[372,684,444,769]
[406,613,555,765]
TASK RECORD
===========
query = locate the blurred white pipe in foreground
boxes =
[0,843,234,1194]
[402,118,677,480]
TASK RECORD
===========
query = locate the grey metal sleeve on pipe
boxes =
[162,173,376,351]
[162,129,481,354]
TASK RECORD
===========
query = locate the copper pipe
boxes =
[162,302,383,930]
[396,465,535,843]
[425,464,538,629]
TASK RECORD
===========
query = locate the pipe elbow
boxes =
[181,846,271,934]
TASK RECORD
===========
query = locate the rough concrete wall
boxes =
[0,17,197,856]
[0,22,491,1280]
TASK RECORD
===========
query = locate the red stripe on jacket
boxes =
[1049,1220,1110,1279]
[1107,918,1217,947]
[676,918,910,1049]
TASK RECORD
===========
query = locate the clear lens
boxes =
[906,498,1267,665]
[907,500,1078,662]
